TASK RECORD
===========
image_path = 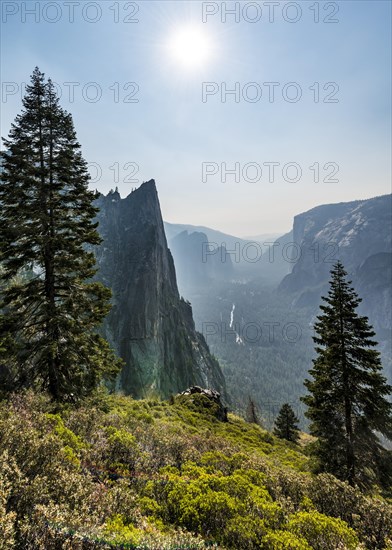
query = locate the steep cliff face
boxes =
[94,181,226,399]
[279,195,392,331]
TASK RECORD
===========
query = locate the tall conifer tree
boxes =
[0,68,122,400]
[302,261,392,486]
[274,403,300,443]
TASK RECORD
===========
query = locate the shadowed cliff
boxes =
[94,180,226,399]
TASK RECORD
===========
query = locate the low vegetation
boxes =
[1,390,391,549]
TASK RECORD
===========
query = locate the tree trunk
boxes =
[45,98,60,399]
[338,275,355,485]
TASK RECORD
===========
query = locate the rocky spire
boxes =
[94,180,227,399]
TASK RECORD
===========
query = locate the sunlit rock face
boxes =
[94,180,226,399]
[279,194,392,331]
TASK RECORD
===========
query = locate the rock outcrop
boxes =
[94,181,227,399]
[178,385,228,421]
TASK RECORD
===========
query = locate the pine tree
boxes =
[302,261,392,487]
[0,68,122,400]
[274,403,300,442]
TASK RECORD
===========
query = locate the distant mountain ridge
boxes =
[165,223,292,289]
[164,222,282,254]
[279,194,391,321]
[168,230,234,296]
[94,181,226,399]
[164,222,255,256]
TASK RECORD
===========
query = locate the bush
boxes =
[287,510,359,550]
[225,516,266,549]
[0,453,17,548]
[262,530,312,549]
[104,514,142,546]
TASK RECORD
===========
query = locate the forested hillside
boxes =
[188,279,314,426]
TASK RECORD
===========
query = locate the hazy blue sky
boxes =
[1,1,391,235]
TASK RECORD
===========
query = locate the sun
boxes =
[167,26,213,70]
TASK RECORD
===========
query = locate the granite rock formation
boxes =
[94,181,227,399]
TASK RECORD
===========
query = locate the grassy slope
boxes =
[0,390,391,549]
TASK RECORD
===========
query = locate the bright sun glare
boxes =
[167,26,213,70]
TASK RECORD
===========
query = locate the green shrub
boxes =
[104,514,142,545]
[262,529,312,549]
[354,497,392,550]
[225,516,266,549]
[309,473,361,523]
[288,510,359,550]
[0,453,17,548]
[45,413,87,452]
